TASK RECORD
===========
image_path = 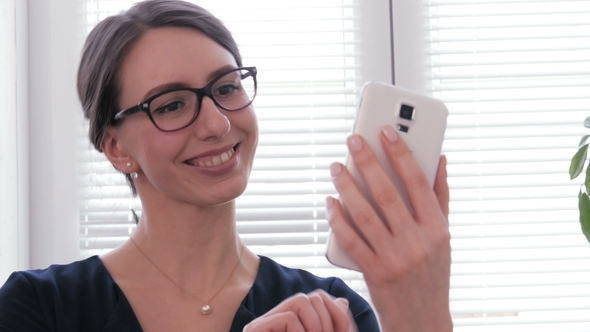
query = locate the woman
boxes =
[0,1,452,331]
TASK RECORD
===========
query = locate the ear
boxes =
[101,126,138,173]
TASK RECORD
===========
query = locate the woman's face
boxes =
[113,27,258,207]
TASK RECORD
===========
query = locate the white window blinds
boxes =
[79,0,369,298]
[425,0,590,330]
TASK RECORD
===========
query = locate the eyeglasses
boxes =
[114,66,257,132]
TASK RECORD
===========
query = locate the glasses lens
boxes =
[145,68,256,131]
[149,90,198,131]
[211,68,256,111]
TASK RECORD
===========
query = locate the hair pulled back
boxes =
[77,0,242,194]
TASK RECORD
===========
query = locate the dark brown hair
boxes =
[77,0,242,195]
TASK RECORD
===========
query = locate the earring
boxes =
[131,172,138,180]
[126,162,132,168]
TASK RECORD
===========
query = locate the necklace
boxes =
[129,236,245,315]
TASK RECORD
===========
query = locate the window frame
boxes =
[0,0,30,283]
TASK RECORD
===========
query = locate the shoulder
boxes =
[254,256,352,296]
[3,256,112,306]
[247,256,379,330]
[0,256,122,332]
[14,255,108,286]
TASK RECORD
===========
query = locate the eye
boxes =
[214,83,241,98]
[153,100,186,115]
[150,90,195,116]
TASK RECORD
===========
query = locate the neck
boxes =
[129,198,243,290]
[137,197,237,244]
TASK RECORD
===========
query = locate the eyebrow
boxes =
[141,65,239,100]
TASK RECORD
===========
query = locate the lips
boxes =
[184,145,237,168]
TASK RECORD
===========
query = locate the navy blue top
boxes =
[0,256,378,331]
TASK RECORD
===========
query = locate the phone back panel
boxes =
[325,82,448,271]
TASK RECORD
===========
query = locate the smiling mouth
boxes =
[185,145,237,168]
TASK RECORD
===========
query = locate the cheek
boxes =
[228,107,258,165]
[246,112,259,176]
[134,133,186,194]
[242,107,259,141]
[123,123,181,168]
[242,109,259,155]
[144,133,185,165]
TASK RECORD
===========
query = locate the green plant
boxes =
[569,116,590,243]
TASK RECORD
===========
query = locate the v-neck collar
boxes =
[96,255,269,331]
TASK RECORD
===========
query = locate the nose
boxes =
[192,96,230,140]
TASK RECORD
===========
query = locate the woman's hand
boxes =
[327,125,452,332]
[243,290,357,332]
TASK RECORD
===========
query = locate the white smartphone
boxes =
[325,81,449,271]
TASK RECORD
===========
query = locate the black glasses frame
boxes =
[113,66,257,132]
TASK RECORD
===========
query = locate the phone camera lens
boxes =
[399,104,414,120]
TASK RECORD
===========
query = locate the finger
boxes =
[316,291,357,332]
[329,162,391,249]
[262,293,322,331]
[308,291,333,332]
[380,125,441,222]
[326,195,378,271]
[345,134,414,226]
[334,299,358,332]
[434,154,450,219]
[243,312,306,332]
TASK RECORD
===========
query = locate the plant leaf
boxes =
[578,191,590,243]
[569,144,589,179]
[584,116,590,128]
[585,162,590,195]
[579,135,590,148]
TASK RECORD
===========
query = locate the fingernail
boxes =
[325,197,335,219]
[382,125,398,142]
[326,196,334,210]
[347,135,363,152]
[335,297,349,310]
[330,162,343,177]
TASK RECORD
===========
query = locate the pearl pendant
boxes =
[201,304,212,315]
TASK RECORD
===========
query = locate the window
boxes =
[425,1,590,330]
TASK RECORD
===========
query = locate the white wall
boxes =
[16,1,29,275]
[1,0,93,279]
[0,0,19,283]
[354,0,425,89]
[355,0,394,85]
[0,0,29,284]
[391,0,426,92]
[28,0,83,269]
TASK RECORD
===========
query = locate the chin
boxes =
[197,176,249,207]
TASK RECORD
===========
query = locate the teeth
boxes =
[194,148,234,168]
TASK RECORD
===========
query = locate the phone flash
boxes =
[397,124,409,133]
